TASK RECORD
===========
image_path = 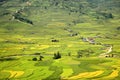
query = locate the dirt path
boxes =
[99,46,112,57]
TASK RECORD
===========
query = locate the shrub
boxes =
[98,12,114,19]
[117,26,120,30]
[51,39,59,42]
[32,57,37,61]
[77,50,83,58]
[68,52,71,56]
[39,55,44,61]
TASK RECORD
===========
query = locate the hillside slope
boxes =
[0,0,120,80]
[0,0,120,56]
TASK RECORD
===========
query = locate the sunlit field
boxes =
[0,0,120,80]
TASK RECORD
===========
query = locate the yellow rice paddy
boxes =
[68,70,104,79]
[2,70,24,78]
[101,70,119,79]
[61,69,73,78]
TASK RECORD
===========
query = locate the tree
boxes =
[56,51,61,59]
[108,13,113,18]
[53,53,57,59]
[68,52,71,56]
[53,51,61,59]
[39,55,44,61]
[32,57,37,61]
[77,50,83,58]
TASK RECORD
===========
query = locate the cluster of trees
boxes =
[32,49,94,61]
[0,57,18,61]
[97,12,113,19]
[32,47,118,61]
[13,12,33,25]
[39,0,117,22]
[51,39,59,42]
[105,54,115,58]
[32,52,62,61]
[53,52,61,59]
[70,32,78,37]
[0,0,6,2]
[32,55,44,61]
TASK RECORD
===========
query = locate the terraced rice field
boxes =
[0,0,120,79]
[2,70,24,78]
[0,56,120,80]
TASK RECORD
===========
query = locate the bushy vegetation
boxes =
[13,12,33,25]
[53,52,61,59]
[32,57,37,61]
[0,57,18,61]
[117,27,120,30]
[0,0,6,2]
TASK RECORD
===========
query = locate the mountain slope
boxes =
[0,0,120,25]
[0,0,120,55]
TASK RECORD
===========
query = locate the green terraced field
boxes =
[0,0,120,80]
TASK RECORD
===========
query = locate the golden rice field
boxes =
[2,70,24,78]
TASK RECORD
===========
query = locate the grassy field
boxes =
[0,0,120,80]
[0,56,120,80]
